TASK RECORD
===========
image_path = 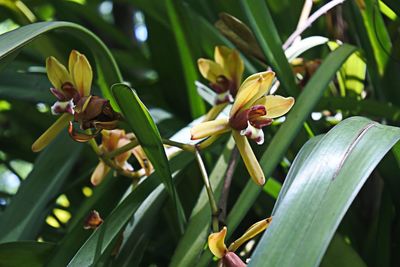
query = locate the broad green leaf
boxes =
[166,0,205,118]
[239,0,298,96]
[0,21,122,109]
[0,131,82,242]
[67,152,193,266]
[0,241,55,267]
[170,138,235,267]
[196,44,357,266]
[249,117,400,267]
[112,83,186,231]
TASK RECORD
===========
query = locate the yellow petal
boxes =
[90,161,111,186]
[208,226,228,259]
[214,46,243,86]
[68,50,79,76]
[72,53,93,96]
[32,113,73,152]
[190,119,230,140]
[228,217,272,252]
[46,56,71,90]
[102,129,125,151]
[203,103,228,122]
[230,71,275,117]
[232,130,265,185]
[254,95,295,119]
[197,58,224,83]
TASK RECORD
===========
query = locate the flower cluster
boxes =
[191,70,294,185]
[32,50,120,152]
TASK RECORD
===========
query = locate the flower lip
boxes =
[229,105,267,131]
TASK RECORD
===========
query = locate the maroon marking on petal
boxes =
[229,109,250,130]
[248,105,266,120]
[62,82,80,102]
[50,88,66,101]
[250,118,273,129]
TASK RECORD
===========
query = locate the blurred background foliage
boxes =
[0,0,400,266]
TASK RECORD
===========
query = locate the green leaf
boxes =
[0,131,82,242]
[112,83,186,231]
[67,151,194,266]
[239,0,298,96]
[166,0,205,118]
[0,21,122,109]
[0,241,55,267]
[249,117,400,267]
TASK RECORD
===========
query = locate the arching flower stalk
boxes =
[191,71,294,185]
[208,217,272,267]
[197,46,244,121]
[32,50,120,152]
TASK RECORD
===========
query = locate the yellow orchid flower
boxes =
[198,46,244,104]
[90,129,153,186]
[191,71,294,185]
[208,217,272,266]
[32,50,120,152]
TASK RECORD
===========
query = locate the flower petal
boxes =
[203,103,228,122]
[255,95,295,118]
[68,50,79,76]
[214,46,243,89]
[132,146,153,176]
[197,58,224,83]
[68,122,99,142]
[190,119,230,140]
[46,56,72,90]
[208,226,228,259]
[32,113,73,152]
[232,130,265,185]
[228,217,272,252]
[90,161,111,186]
[72,53,93,96]
[230,71,274,117]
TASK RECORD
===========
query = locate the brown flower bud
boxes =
[83,210,103,229]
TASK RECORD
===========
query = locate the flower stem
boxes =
[218,147,239,224]
[88,138,142,180]
[195,149,220,232]
[162,138,196,152]
[104,139,139,159]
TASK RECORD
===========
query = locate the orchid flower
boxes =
[32,50,120,152]
[197,46,244,121]
[208,217,272,267]
[90,129,153,186]
[191,71,294,185]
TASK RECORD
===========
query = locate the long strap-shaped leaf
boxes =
[249,116,400,267]
[112,83,187,232]
[0,21,122,108]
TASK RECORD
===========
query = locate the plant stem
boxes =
[162,138,196,152]
[195,149,220,232]
[88,138,142,180]
[283,0,346,50]
[104,139,139,159]
[218,147,239,224]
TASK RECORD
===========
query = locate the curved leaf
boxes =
[249,117,400,267]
